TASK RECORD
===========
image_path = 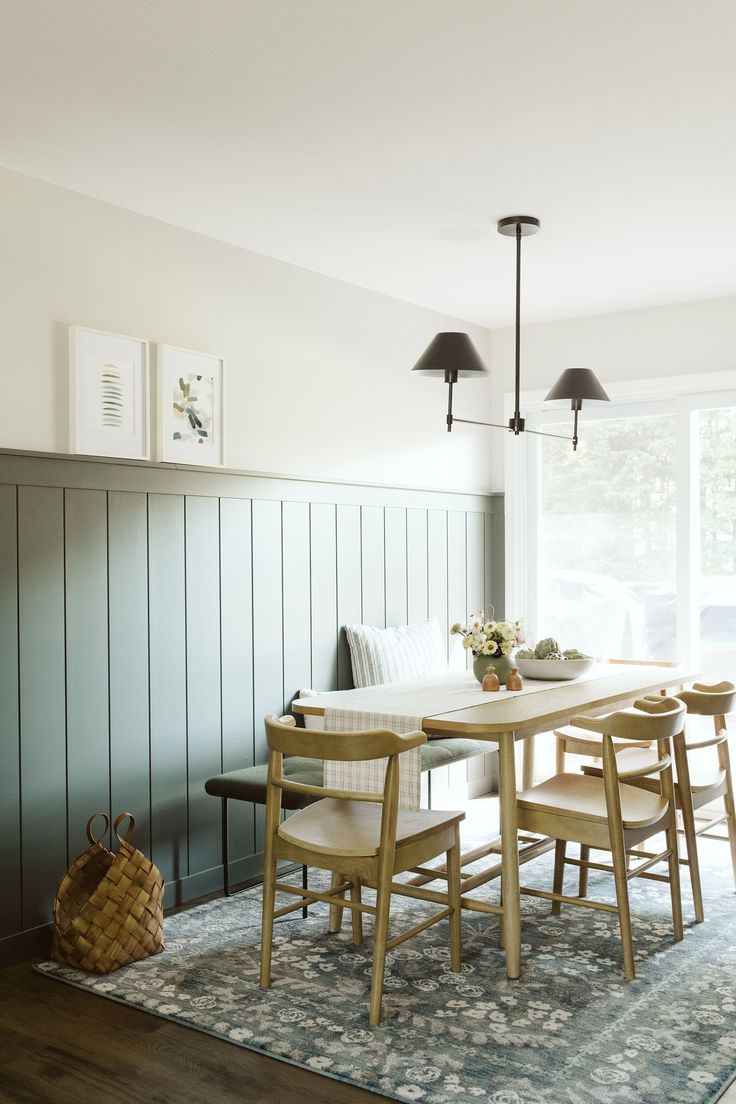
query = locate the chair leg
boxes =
[611,841,635,980]
[222,799,231,897]
[718,737,736,889]
[259,838,278,988]
[302,865,309,919]
[328,871,346,933]
[665,818,684,942]
[350,880,363,946]
[551,839,566,914]
[555,734,565,775]
[446,824,462,972]
[497,880,505,949]
[578,844,590,897]
[369,867,393,1027]
[673,738,704,923]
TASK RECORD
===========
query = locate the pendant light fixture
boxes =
[411,215,610,450]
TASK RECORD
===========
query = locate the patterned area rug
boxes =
[37,845,736,1104]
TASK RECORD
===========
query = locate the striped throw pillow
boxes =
[345,619,448,688]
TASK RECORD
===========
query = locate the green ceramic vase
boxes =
[473,651,514,685]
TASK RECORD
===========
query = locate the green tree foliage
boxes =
[539,414,676,583]
[700,409,736,576]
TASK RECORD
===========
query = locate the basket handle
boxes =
[113,812,136,844]
[86,812,110,846]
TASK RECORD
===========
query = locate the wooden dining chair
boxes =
[582,682,736,923]
[259,714,464,1026]
[516,697,686,980]
[553,659,680,773]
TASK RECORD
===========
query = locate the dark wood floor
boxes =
[0,960,378,1104]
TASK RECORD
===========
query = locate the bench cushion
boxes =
[204,738,491,809]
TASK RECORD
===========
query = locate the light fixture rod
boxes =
[453,417,574,443]
[513,223,522,434]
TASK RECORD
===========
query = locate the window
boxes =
[511,380,736,673]
[536,412,676,660]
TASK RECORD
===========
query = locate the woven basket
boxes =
[51,812,164,973]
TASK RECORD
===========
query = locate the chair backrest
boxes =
[678,681,736,718]
[570,697,686,744]
[574,699,686,815]
[263,714,427,859]
[596,658,680,667]
[264,714,426,763]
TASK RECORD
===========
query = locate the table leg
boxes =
[498,731,521,979]
[522,734,535,790]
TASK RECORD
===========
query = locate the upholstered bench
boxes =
[205,736,491,897]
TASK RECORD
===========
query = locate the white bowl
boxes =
[515,656,595,681]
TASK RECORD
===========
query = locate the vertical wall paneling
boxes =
[108,492,151,854]
[0,486,20,938]
[361,505,385,628]
[336,504,362,689]
[252,499,284,758]
[427,510,449,656]
[252,499,284,849]
[0,453,502,962]
[466,512,485,616]
[484,512,494,616]
[447,510,467,630]
[64,489,110,858]
[148,494,188,885]
[220,497,254,865]
[406,508,429,624]
[384,507,408,627]
[310,502,338,692]
[487,509,505,618]
[281,501,312,710]
[185,496,223,875]
[17,486,67,928]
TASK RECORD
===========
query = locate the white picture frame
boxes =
[69,326,150,460]
[157,345,225,466]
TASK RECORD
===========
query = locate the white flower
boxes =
[397,1087,425,1101]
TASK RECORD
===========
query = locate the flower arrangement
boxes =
[450,610,525,657]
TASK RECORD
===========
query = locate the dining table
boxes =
[293,660,697,980]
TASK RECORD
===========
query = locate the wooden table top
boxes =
[293,663,697,742]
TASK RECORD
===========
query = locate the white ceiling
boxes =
[2,0,735,326]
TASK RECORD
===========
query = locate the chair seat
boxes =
[205,757,324,809]
[554,724,652,753]
[278,798,464,858]
[614,746,727,794]
[517,772,668,831]
[205,738,492,810]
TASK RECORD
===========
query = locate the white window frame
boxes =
[505,370,736,666]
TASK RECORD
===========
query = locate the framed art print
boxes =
[157,345,225,465]
[69,326,150,459]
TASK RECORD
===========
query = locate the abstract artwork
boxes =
[157,346,224,465]
[69,327,149,459]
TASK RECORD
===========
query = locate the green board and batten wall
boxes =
[0,450,504,965]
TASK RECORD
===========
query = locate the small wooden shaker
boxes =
[481,667,500,692]
[505,667,523,691]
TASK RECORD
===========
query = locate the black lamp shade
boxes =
[411,332,489,378]
[545,368,610,403]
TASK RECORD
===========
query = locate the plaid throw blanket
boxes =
[322,708,423,810]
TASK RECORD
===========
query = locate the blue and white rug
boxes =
[37,845,736,1104]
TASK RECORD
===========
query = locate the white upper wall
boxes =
[0,168,493,493]
[487,296,736,489]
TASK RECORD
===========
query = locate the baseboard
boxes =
[0,854,271,969]
[0,922,54,969]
